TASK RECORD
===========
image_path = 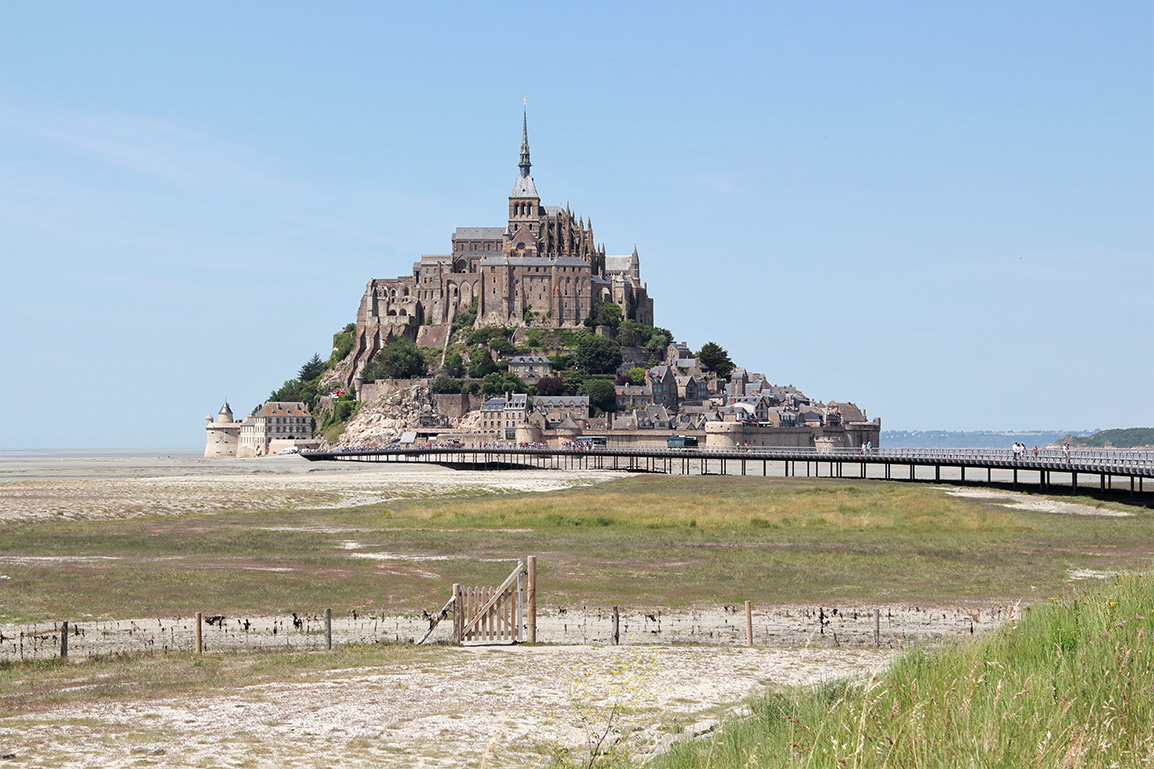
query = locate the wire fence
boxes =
[1,603,1016,662]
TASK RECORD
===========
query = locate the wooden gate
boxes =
[452,556,537,644]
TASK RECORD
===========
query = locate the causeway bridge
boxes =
[303,445,1154,498]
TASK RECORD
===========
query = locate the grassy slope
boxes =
[0,476,1151,624]
[655,572,1154,769]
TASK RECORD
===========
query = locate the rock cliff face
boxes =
[327,384,427,448]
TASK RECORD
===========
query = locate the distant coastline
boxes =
[882,430,1094,449]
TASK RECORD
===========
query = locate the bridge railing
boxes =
[302,444,1154,475]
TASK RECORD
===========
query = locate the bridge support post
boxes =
[935,465,940,482]
[961,466,966,483]
[1072,472,1077,491]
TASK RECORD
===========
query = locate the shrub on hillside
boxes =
[431,375,463,394]
[360,337,427,382]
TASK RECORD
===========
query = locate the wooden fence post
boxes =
[195,612,203,654]
[745,601,753,647]
[612,606,620,645]
[452,583,462,644]
[60,621,68,659]
[527,556,537,644]
[874,608,880,648]
[325,608,332,650]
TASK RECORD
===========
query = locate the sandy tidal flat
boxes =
[0,456,625,522]
[0,644,891,769]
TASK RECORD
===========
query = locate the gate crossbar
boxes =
[460,560,524,639]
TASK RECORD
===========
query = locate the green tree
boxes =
[580,378,618,416]
[467,347,498,378]
[616,320,642,347]
[644,326,673,357]
[298,353,325,383]
[361,337,427,381]
[442,349,465,377]
[624,367,646,386]
[575,334,623,375]
[592,302,623,330]
[489,336,516,356]
[269,378,307,403]
[431,375,463,394]
[329,330,355,364]
[452,297,478,337]
[268,378,322,411]
[479,371,526,395]
[697,341,735,379]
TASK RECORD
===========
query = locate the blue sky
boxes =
[2,2,1151,448]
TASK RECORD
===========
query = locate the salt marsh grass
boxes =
[656,572,1154,768]
[1,476,1152,621]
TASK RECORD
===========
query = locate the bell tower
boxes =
[506,108,540,256]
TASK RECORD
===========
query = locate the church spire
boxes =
[519,108,531,177]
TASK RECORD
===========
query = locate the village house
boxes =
[665,342,692,362]
[647,365,678,410]
[479,393,530,440]
[621,404,674,430]
[534,395,589,426]
[675,374,705,405]
[614,383,653,412]
[507,355,552,382]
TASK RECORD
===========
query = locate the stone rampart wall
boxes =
[705,421,881,450]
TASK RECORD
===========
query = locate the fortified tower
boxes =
[204,401,241,458]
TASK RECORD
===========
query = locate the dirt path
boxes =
[0,644,892,768]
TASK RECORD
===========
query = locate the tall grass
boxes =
[657,572,1154,768]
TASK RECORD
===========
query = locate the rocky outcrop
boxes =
[328,383,428,448]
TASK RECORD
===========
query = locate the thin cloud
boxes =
[2,105,304,196]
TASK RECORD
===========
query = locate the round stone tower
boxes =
[204,401,241,458]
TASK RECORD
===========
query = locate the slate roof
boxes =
[453,227,505,240]
[257,401,312,418]
[479,256,589,268]
[604,254,636,273]
[536,395,589,409]
[511,173,539,198]
[508,356,551,365]
[830,401,866,422]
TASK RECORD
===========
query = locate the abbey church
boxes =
[348,113,654,379]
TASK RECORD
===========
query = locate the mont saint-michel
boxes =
[206,114,879,457]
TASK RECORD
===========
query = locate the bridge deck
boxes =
[302,446,1154,495]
